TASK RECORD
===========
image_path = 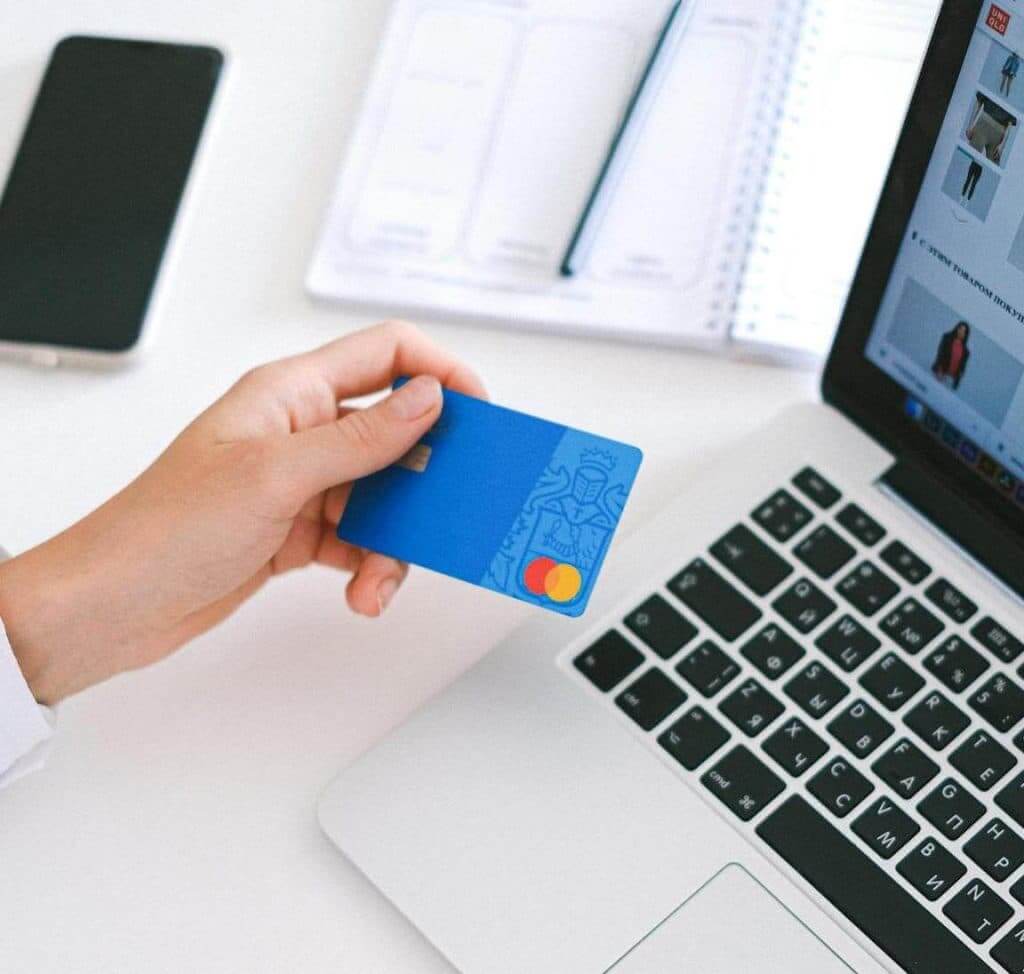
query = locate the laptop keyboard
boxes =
[570,467,1024,974]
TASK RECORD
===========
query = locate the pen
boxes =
[560,0,695,278]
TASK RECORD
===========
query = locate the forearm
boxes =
[0,515,131,705]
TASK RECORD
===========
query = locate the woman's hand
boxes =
[0,322,485,704]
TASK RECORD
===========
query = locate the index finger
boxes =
[294,320,487,402]
[202,322,486,442]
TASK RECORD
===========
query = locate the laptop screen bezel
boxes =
[822,0,1024,564]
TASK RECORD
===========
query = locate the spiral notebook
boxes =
[308,0,939,363]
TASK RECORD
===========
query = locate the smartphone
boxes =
[0,36,223,367]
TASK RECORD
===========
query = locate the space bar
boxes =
[756,795,991,974]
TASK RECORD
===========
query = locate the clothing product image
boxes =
[970,113,1008,158]
[962,159,983,200]
[932,327,971,389]
[1002,53,1020,95]
[967,94,1016,163]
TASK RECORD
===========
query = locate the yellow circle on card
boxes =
[544,564,582,603]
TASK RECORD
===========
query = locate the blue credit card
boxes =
[337,384,643,616]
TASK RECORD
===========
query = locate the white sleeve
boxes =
[0,550,54,787]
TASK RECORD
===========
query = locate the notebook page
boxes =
[732,0,940,363]
[308,0,802,348]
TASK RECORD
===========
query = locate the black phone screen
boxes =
[0,36,222,353]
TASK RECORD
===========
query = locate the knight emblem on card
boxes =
[482,448,631,602]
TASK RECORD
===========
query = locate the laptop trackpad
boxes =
[609,864,853,973]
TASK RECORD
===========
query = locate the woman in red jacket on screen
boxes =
[932,320,971,390]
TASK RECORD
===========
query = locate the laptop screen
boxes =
[865,3,1024,508]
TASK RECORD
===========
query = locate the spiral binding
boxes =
[707,0,816,337]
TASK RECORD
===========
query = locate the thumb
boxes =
[283,375,442,498]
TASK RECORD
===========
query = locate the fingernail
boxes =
[388,376,441,421]
[377,577,399,614]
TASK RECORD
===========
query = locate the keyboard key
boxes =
[965,818,1024,882]
[808,755,873,817]
[658,707,730,771]
[852,796,919,859]
[615,668,687,731]
[924,635,990,694]
[792,467,841,509]
[879,598,944,654]
[837,562,899,617]
[920,778,986,839]
[785,661,849,718]
[926,578,978,624]
[992,921,1024,974]
[836,503,886,546]
[828,699,893,758]
[762,716,827,777]
[973,616,1024,665]
[951,731,1017,792]
[701,745,784,822]
[710,524,792,597]
[816,614,880,672]
[944,878,1013,944]
[996,772,1024,829]
[669,559,762,642]
[860,652,925,712]
[719,678,784,737]
[740,624,804,680]
[757,795,992,974]
[773,578,836,634]
[794,525,855,580]
[904,691,970,750]
[752,489,812,543]
[675,641,740,698]
[897,837,966,901]
[624,595,697,660]
[872,738,938,799]
[971,674,1024,734]
[573,631,643,692]
[1012,875,1024,907]
[881,540,931,585]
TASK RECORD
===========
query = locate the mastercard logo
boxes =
[523,556,582,604]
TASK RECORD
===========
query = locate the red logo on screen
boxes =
[988,4,1010,35]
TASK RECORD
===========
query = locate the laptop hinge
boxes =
[881,459,1024,603]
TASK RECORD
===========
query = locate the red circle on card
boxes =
[523,557,557,595]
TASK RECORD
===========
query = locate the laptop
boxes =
[319,4,1024,971]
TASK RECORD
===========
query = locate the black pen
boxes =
[560,0,695,278]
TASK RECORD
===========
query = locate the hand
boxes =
[0,322,485,704]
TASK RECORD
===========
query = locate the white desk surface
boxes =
[0,2,816,970]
